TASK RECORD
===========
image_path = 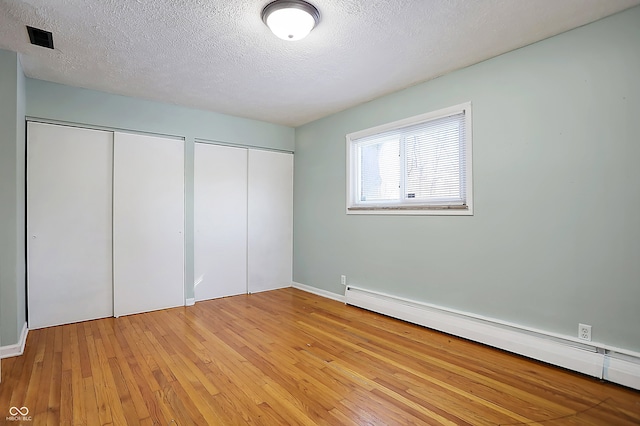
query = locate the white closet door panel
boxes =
[194,143,247,301]
[27,122,113,329]
[113,132,184,317]
[248,150,293,293]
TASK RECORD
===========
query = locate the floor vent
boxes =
[27,26,54,49]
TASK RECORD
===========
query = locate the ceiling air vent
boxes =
[27,26,54,49]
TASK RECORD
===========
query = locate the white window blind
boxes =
[347,102,472,215]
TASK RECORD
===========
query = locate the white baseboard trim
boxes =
[0,322,28,359]
[249,284,292,295]
[185,298,195,306]
[340,285,640,391]
[603,353,640,390]
[292,282,346,303]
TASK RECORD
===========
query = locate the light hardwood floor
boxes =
[1,288,639,425]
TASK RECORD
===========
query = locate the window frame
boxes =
[346,102,473,216]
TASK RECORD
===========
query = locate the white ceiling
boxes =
[1,0,638,127]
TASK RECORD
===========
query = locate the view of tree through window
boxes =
[360,138,399,201]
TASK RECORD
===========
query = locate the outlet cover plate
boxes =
[578,323,592,341]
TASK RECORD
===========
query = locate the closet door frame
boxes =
[194,143,294,300]
[26,118,292,326]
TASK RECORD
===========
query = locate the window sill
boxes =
[346,205,473,216]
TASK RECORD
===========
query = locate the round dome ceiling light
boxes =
[261,0,320,41]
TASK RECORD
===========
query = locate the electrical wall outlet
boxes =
[340,275,346,286]
[578,323,592,341]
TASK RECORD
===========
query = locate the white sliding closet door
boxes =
[27,122,114,329]
[113,132,184,317]
[194,143,248,301]
[248,150,293,293]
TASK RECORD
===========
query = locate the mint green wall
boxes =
[293,7,640,352]
[0,49,26,347]
[16,53,26,343]
[26,79,294,152]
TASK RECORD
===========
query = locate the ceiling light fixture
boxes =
[261,0,320,41]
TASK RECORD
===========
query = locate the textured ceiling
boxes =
[1,0,638,127]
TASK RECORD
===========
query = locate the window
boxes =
[346,102,473,215]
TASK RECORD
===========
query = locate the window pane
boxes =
[347,102,471,214]
[360,139,400,202]
[405,116,463,203]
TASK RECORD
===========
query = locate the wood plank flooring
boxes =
[1,288,639,425]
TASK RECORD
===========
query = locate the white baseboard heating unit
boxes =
[344,285,640,391]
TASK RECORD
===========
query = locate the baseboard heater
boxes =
[344,285,640,391]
